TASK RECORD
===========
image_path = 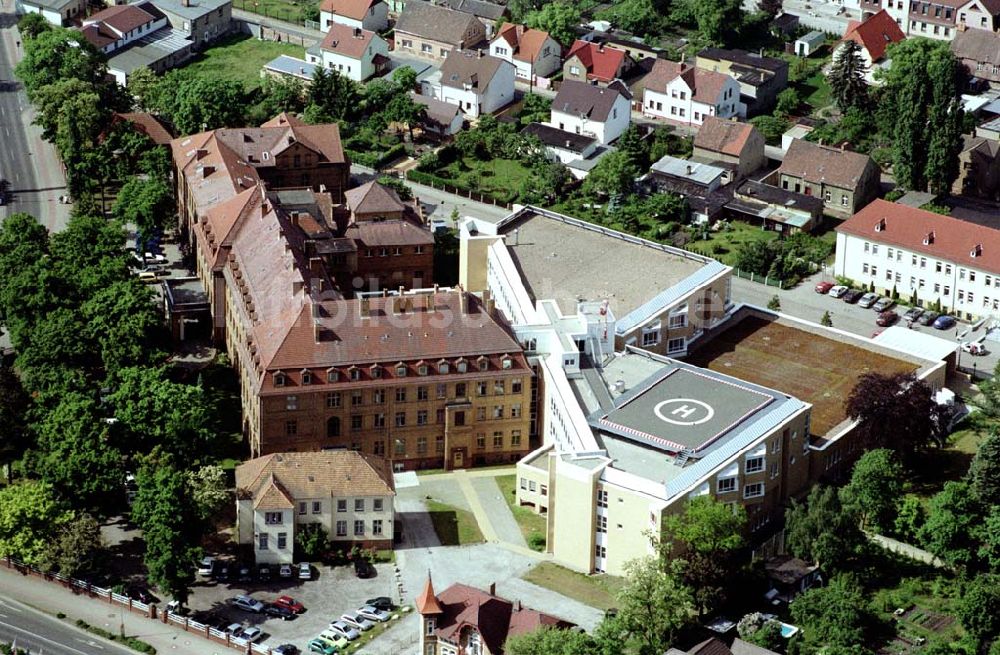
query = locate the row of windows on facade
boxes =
[301,401,524,437]
[519,477,548,495]
[302,378,525,409]
[258,520,385,549]
[645,100,718,123]
[264,497,386,524]
[362,246,425,257]
[280,420,524,451]
[781,179,852,206]
[399,39,449,57]
[863,243,998,284]
[273,357,517,387]
[862,264,999,307]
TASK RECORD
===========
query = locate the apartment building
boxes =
[957,0,1000,32]
[908,0,962,39]
[835,199,1000,320]
[236,450,395,564]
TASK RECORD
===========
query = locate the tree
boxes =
[15,308,99,384]
[767,295,781,311]
[786,485,864,573]
[828,41,870,113]
[43,513,104,576]
[845,372,936,464]
[131,454,201,604]
[32,78,99,142]
[775,87,801,116]
[295,522,330,560]
[517,93,552,127]
[956,575,1000,646]
[893,495,926,542]
[306,68,360,124]
[54,88,109,197]
[0,365,30,483]
[820,310,833,327]
[840,448,903,533]
[758,0,782,18]
[919,480,983,570]
[747,620,784,652]
[14,28,105,99]
[188,465,229,525]
[690,0,744,46]
[616,557,692,654]
[749,115,791,145]
[790,574,875,651]
[50,214,130,297]
[969,430,1000,506]
[0,481,74,567]
[18,12,52,40]
[978,507,1000,572]
[391,65,418,92]
[525,2,581,46]
[126,67,160,113]
[83,280,165,375]
[582,150,639,198]
[170,78,246,134]
[596,0,663,36]
[504,626,600,655]
[384,92,424,138]
[113,177,176,238]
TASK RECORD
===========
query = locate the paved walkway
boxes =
[870,534,949,569]
[469,476,528,549]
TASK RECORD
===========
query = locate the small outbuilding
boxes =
[794,30,826,57]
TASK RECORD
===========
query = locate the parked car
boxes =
[215,563,230,582]
[358,605,391,622]
[961,341,988,356]
[933,315,957,330]
[197,556,215,577]
[919,310,940,326]
[242,627,264,643]
[298,562,312,580]
[138,270,164,284]
[815,281,834,294]
[273,595,305,614]
[278,563,293,578]
[237,564,252,582]
[876,311,898,327]
[144,252,168,264]
[264,604,296,620]
[317,631,351,650]
[902,307,924,323]
[327,620,361,641]
[341,612,375,631]
[225,623,244,637]
[354,559,376,579]
[307,639,337,655]
[828,285,849,298]
[872,297,895,312]
[273,645,299,655]
[126,586,157,604]
[365,597,393,612]
[858,293,879,308]
[232,595,265,613]
[842,289,865,303]
[257,563,271,581]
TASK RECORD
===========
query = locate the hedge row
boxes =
[346,143,408,169]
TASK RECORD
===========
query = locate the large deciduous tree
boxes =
[956,575,1000,647]
[919,480,983,571]
[305,68,360,124]
[690,0,744,46]
[83,280,165,377]
[582,150,639,198]
[525,1,581,46]
[0,365,30,483]
[616,557,692,654]
[171,77,247,134]
[786,485,864,573]
[790,575,877,653]
[839,448,904,533]
[0,480,74,567]
[503,626,600,655]
[113,177,176,238]
[969,430,1000,506]
[845,372,935,464]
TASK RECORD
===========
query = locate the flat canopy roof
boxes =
[872,326,958,362]
[596,366,775,453]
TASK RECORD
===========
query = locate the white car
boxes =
[279,563,293,578]
[340,612,375,631]
[196,556,215,576]
[358,605,391,623]
[225,623,244,637]
[242,627,263,643]
[144,252,168,264]
[828,285,848,298]
[232,595,265,613]
[298,562,312,580]
[327,620,361,641]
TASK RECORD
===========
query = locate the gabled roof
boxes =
[951,27,1000,66]
[319,0,383,20]
[697,47,787,73]
[522,122,597,154]
[438,0,507,21]
[688,639,734,655]
[837,199,1000,274]
[551,79,629,122]
[779,139,875,190]
[962,0,1000,16]
[694,116,758,157]
[113,112,173,145]
[411,91,462,126]
[237,450,396,504]
[492,23,554,64]
[319,22,379,59]
[253,474,296,510]
[731,638,780,655]
[643,59,734,104]
[345,180,407,216]
[83,2,160,34]
[438,51,508,91]
[565,40,628,82]
[842,9,905,62]
[395,1,484,45]
[344,219,435,247]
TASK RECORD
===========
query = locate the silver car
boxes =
[872,297,895,312]
[858,292,879,308]
[358,605,391,622]
[327,620,361,641]
[341,612,375,631]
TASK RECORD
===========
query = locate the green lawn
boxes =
[179,33,304,89]
[797,70,834,114]
[522,562,624,611]
[683,220,780,266]
[438,158,535,202]
[495,475,547,551]
[232,0,312,24]
[907,427,985,501]
[425,499,484,546]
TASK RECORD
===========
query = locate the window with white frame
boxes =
[744,482,765,498]
[265,511,283,525]
[642,322,661,346]
[667,338,685,354]
[718,477,737,493]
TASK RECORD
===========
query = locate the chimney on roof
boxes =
[686,164,693,175]
[423,292,433,311]
[393,296,403,314]
[354,27,362,37]
[309,256,323,275]
[287,134,296,145]
[360,296,371,318]
[489,582,496,596]
[597,43,604,52]
[514,599,522,612]
[181,0,189,6]
[459,291,468,315]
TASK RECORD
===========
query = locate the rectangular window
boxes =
[477,381,488,396]
[354,520,365,535]
[744,482,765,499]
[493,432,503,449]
[476,406,487,421]
[494,380,505,395]
[354,499,365,512]
[511,404,522,418]
[374,498,384,512]
[277,532,287,549]
[511,430,521,447]
[598,515,608,533]
[417,437,427,454]
[258,533,268,550]
[298,502,307,515]
[372,519,383,536]
[668,338,685,354]
[417,410,428,425]
[374,413,386,429]
[265,511,282,525]
[326,392,341,408]
[312,501,321,514]
[395,412,406,427]
[436,435,444,453]
[285,420,297,436]
[597,489,608,508]
[455,382,467,397]
[352,390,364,406]
[285,395,298,410]
[493,405,504,419]
[476,433,486,449]
[373,389,385,405]
[417,386,428,401]
[436,384,447,399]
[520,478,527,490]
[351,414,363,431]
[395,388,406,402]
[336,520,347,536]
[718,477,736,493]
[394,438,406,455]
[337,499,347,512]
[642,329,660,346]
[746,456,765,473]
[436,408,445,424]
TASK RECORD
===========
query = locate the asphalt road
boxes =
[0,595,139,655]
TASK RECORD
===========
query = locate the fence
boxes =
[405,170,513,209]
[733,267,793,290]
[233,0,308,26]
[0,556,284,653]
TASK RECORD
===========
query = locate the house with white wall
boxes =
[489,23,561,82]
[548,80,631,145]
[420,51,515,118]
[319,0,389,32]
[641,59,745,127]
[306,23,389,81]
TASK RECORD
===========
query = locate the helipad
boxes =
[596,366,775,453]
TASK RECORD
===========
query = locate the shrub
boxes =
[528,533,546,551]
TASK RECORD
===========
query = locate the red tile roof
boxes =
[837,199,1000,274]
[114,112,173,145]
[779,139,876,190]
[565,39,627,82]
[694,116,757,157]
[345,180,406,216]
[842,9,905,62]
[83,2,158,36]
[643,59,734,104]
[320,22,378,59]
[237,450,395,503]
[416,575,444,615]
[319,0,381,20]
[493,23,553,63]
[344,219,434,247]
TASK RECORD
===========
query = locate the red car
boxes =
[814,281,834,294]
[876,311,899,327]
[273,595,306,614]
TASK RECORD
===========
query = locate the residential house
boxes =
[957,0,1000,32]
[147,0,233,49]
[647,155,732,223]
[692,116,766,180]
[416,577,574,655]
[319,0,389,32]
[420,51,515,118]
[951,28,1000,85]
[575,27,665,62]
[80,2,194,85]
[908,0,962,39]
[695,47,789,116]
[262,56,318,82]
[436,0,507,37]
[860,0,909,29]
[306,23,390,81]
[727,179,825,234]
[953,135,1000,199]
[776,139,880,216]
[839,10,906,81]
[16,0,85,26]
[765,555,822,601]
[641,58,746,126]
[978,116,1000,139]
[548,79,631,145]
[411,92,464,136]
[522,122,599,166]
[110,111,174,146]
[235,450,395,564]
[394,1,486,61]
[562,40,633,85]
[489,24,561,81]
[835,199,1000,319]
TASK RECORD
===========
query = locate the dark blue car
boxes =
[932,315,956,330]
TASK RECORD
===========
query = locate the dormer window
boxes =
[456,359,468,373]
[923,231,935,245]
[349,367,360,381]
[478,356,489,371]
[874,217,886,232]
[418,363,429,376]
[396,364,408,377]
[370,365,383,379]
[971,244,982,258]
[274,372,286,387]
[301,370,312,385]
[326,368,338,383]
[438,361,450,375]
[502,356,513,370]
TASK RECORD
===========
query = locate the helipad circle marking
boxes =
[653,399,716,426]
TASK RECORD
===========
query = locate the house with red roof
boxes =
[563,40,632,85]
[489,23,561,81]
[838,10,906,81]
[416,577,574,655]
[319,0,388,32]
[692,116,765,180]
[305,23,389,81]
[835,199,1000,320]
[641,59,745,127]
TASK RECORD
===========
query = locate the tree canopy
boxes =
[616,557,692,654]
[840,448,904,533]
[786,485,865,573]
[525,2,581,46]
[846,372,937,464]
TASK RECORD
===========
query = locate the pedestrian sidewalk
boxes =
[0,567,229,655]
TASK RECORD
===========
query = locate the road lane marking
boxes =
[77,638,105,649]
[0,618,97,655]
